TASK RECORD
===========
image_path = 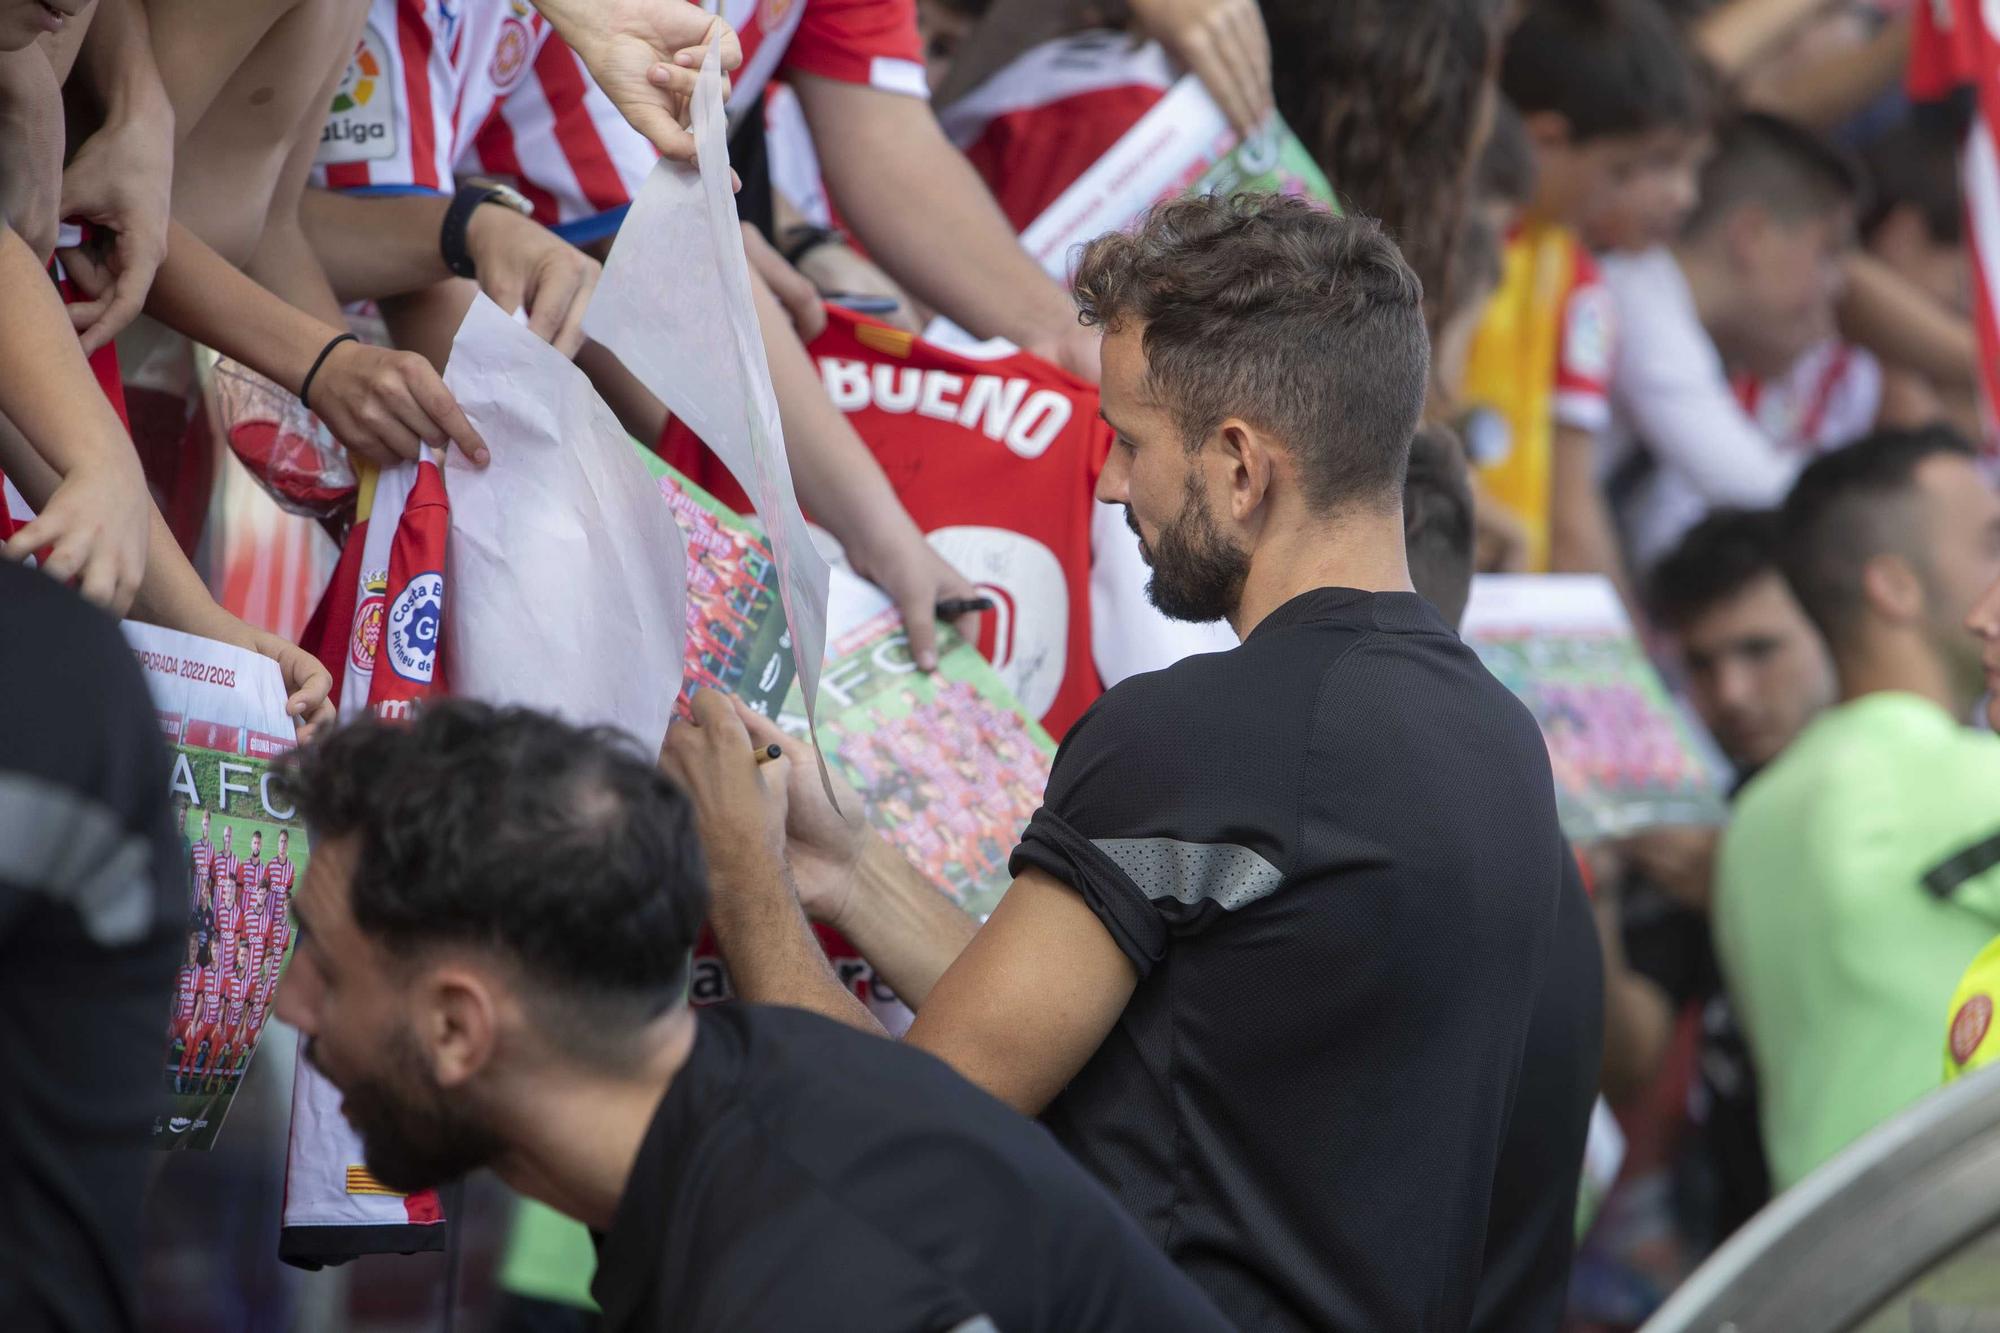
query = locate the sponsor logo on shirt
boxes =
[386,572,444,683]
[1563,283,1613,385]
[816,358,1075,460]
[320,26,399,165]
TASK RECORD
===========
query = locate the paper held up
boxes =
[442,293,688,755]
[581,42,835,791]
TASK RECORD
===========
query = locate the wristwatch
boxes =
[440,180,534,280]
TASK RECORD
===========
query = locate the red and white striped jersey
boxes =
[176,967,202,1023]
[215,848,238,897]
[936,31,1173,233]
[227,972,251,1030]
[200,966,225,1023]
[316,0,924,237]
[190,837,214,898]
[265,857,297,911]
[238,854,264,905]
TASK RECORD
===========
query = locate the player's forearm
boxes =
[751,276,927,560]
[301,189,456,305]
[706,846,890,1035]
[803,81,1074,346]
[1838,249,1979,392]
[148,220,344,398]
[826,833,980,1012]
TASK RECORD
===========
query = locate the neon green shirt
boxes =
[499,1198,599,1311]
[1716,692,2000,1191]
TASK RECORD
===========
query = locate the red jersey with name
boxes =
[658,306,1111,737]
[1912,0,2000,453]
[937,31,1173,233]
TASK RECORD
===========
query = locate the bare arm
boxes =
[1548,425,1639,618]
[1693,0,1838,79]
[1838,249,1979,393]
[793,74,1090,371]
[826,833,981,1010]
[1589,861,1676,1104]
[904,867,1135,1115]
[1741,11,1911,132]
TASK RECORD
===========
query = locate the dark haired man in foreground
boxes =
[271,703,1227,1333]
[671,195,1593,1330]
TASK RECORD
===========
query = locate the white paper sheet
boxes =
[443,294,688,754]
[581,45,834,787]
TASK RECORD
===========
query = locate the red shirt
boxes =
[659,307,1111,737]
[937,31,1173,233]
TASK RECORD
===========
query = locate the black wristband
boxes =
[780,223,844,267]
[299,333,357,412]
[440,184,501,280]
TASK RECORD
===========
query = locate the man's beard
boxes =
[1127,475,1249,624]
[307,1028,504,1195]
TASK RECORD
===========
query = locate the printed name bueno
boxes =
[817,359,1073,460]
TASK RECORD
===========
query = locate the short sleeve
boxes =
[1917,735,2000,926]
[1554,252,1614,433]
[1009,693,1270,977]
[782,0,928,99]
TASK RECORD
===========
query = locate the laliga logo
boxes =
[387,572,444,683]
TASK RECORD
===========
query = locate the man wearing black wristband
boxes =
[669,196,1590,1331]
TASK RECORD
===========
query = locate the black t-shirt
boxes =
[1011,588,1588,1331]
[0,563,183,1332]
[590,1004,1232,1333]
[1471,845,1604,1333]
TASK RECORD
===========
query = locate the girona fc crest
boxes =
[350,572,389,673]
[491,17,532,89]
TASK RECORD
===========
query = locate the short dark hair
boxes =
[1859,113,1965,247]
[1501,0,1703,142]
[1685,112,1864,238]
[1646,508,1785,631]
[1778,426,1978,648]
[275,703,707,1031]
[1073,193,1429,512]
[1403,423,1475,628]
[1478,98,1539,208]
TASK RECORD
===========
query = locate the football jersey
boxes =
[227,973,251,1030]
[658,307,1111,736]
[238,854,265,906]
[215,848,239,898]
[317,0,924,236]
[200,967,225,1023]
[1911,0,2000,455]
[1731,341,1882,457]
[177,967,201,1023]
[266,857,297,909]
[190,837,215,900]
[937,31,1173,233]
[1462,222,1615,571]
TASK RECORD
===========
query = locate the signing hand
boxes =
[466,204,600,358]
[659,689,793,883]
[56,92,174,353]
[729,696,871,928]
[307,340,490,469]
[847,525,982,673]
[3,453,151,615]
[1130,0,1273,138]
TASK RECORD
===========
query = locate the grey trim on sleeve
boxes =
[0,772,158,945]
[1091,836,1284,910]
[944,1320,998,1333]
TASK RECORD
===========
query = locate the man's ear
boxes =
[1861,551,1925,626]
[415,965,500,1089]
[1215,418,1275,523]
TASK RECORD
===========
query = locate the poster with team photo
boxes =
[643,454,798,719]
[1011,75,1336,280]
[778,572,1057,922]
[1461,575,1728,844]
[124,622,305,1150]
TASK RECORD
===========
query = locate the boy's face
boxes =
[1580,128,1707,253]
[1729,204,1853,379]
[1524,113,1657,233]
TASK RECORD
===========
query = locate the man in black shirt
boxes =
[0,562,185,1332]
[671,196,1593,1329]
[271,703,1227,1333]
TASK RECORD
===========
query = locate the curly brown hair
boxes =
[1072,193,1429,514]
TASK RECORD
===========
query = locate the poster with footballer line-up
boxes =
[123,622,305,1151]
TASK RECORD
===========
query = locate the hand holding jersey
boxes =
[529,0,742,162]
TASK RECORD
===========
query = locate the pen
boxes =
[754,743,784,765]
[935,596,996,620]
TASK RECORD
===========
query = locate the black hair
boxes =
[1685,112,1864,237]
[1859,113,1966,247]
[1403,423,1475,628]
[1778,426,1978,648]
[1647,508,1785,631]
[1501,0,1704,142]
[1478,98,1539,208]
[275,702,707,1033]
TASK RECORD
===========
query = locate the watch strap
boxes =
[440,185,502,281]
